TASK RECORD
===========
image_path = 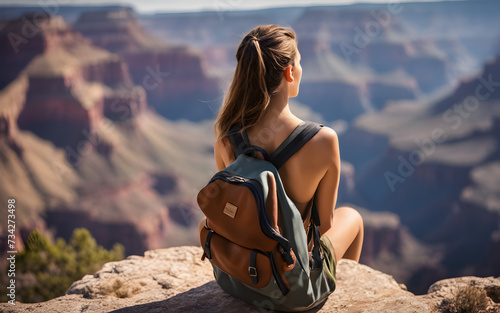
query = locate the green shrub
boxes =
[0,228,124,303]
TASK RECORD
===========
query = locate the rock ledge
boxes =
[1,246,499,312]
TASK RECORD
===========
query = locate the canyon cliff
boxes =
[1,1,500,300]
[0,13,215,257]
[139,2,499,123]
[73,8,220,121]
[1,246,499,312]
[340,54,500,293]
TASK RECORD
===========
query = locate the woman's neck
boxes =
[259,90,298,127]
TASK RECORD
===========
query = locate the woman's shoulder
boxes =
[310,124,339,149]
[302,124,340,164]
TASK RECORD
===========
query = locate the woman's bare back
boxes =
[215,115,341,235]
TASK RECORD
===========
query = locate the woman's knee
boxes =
[336,206,364,231]
[326,206,364,262]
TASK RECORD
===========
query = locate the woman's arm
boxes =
[214,138,235,171]
[214,139,226,171]
[314,128,341,236]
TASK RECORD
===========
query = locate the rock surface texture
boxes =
[1,246,499,313]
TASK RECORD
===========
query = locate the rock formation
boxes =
[3,12,139,148]
[294,6,447,94]
[1,246,499,312]
[138,1,500,123]
[340,54,500,293]
[1,2,500,302]
[0,13,216,256]
[0,12,65,89]
[73,8,220,121]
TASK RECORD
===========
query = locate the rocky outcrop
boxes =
[45,173,172,256]
[0,75,72,238]
[9,14,140,148]
[0,12,217,256]
[0,75,27,145]
[74,8,220,121]
[1,246,499,312]
[18,75,105,148]
[72,8,167,54]
[0,78,172,256]
[0,13,68,89]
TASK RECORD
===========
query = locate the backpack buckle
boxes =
[249,250,259,284]
[248,266,257,277]
[248,266,258,285]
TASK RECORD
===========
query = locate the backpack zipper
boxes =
[210,172,282,241]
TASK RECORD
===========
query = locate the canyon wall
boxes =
[73,8,220,121]
[0,12,214,257]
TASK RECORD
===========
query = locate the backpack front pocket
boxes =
[200,226,272,288]
[197,176,279,252]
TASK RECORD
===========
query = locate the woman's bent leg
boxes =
[323,206,364,262]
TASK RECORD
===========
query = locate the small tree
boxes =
[4,228,124,303]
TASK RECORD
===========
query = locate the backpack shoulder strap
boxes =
[270,121,323,169]
[227,121,323,168]
[227,126,251,158]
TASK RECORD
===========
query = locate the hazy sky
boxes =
[2,0,462,13]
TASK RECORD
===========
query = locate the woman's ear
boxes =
[283,64,294,83]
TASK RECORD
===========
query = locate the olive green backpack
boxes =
[198,121,335,312]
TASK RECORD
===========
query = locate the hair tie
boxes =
[246,35,259,43]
